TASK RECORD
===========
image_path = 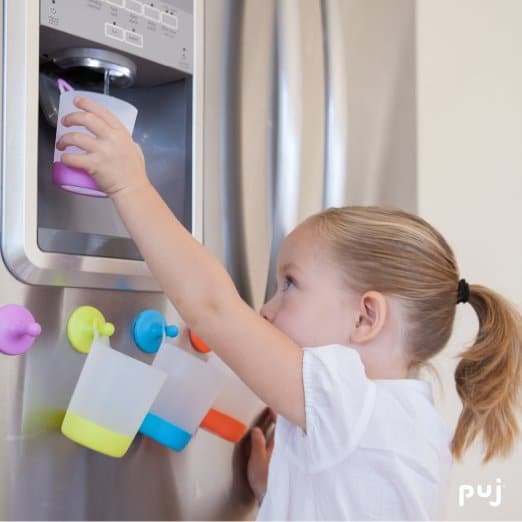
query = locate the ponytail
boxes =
[452,284,522,463]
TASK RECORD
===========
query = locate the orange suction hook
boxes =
[188,329,212,354]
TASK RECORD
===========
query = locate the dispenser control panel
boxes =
[40,0,193,74]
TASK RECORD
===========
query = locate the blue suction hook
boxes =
[132,309,179,354]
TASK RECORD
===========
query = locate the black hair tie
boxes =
[457,278,470,304]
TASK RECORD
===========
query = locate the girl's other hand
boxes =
[247,407,276,504]
[56,96,150,197]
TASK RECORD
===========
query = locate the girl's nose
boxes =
[260,297,276,322]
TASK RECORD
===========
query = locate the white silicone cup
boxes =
[149,343,228,434]
[65,340,167,438]
[54,90,137,164]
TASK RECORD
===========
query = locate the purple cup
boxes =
[53,85,137,198]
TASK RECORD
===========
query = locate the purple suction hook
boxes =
[0,304,42,355]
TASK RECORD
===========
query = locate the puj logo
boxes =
[458,478,504,507]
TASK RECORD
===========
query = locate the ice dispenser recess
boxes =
[38,44,192,264]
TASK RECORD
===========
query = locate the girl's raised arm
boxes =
[57,96,306,429]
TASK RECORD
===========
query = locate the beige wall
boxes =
[416,0,522,519]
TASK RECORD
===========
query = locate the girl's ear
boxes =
[349,291,387,344]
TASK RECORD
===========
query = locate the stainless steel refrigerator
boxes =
[0,0,416,519]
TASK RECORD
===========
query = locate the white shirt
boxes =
[257,345,454,521]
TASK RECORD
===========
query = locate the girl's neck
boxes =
[351,337,411,380]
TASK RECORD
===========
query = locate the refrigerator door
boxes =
[1,0,260,519]
[0,0,416,520]
[203,0,417,310]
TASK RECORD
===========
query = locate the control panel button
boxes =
[161,12,178,30]
[124,30,143,48]
[125,0,143,15]
[105,0,125,7]
[143,5,161,22]
[105,22,125,41]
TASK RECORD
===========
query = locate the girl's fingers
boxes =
[257,410,271,432]
[62,110,112,138]
[73,96,125,129]
[250,427,267,457]
[57,132,98,153]
[258,407,275,428]
[60,151,93,172]
[258,407,276,434]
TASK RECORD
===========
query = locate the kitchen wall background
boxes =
[417,0,522,519]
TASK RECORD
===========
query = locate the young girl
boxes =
[57,97,522,520]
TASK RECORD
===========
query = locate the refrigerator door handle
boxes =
[265,0,304,301]
[322,0,349,208]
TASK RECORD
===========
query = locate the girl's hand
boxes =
[247,408,276,504]
[56,96,150,197]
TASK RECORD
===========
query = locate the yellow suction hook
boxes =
[67,306,115,354]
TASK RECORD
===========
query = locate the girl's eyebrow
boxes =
[279,262,301,275]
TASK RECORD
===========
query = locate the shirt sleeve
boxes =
[280,344,376,473]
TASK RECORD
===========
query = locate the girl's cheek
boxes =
[272,310,289,332]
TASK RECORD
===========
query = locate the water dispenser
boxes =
[2,0,196,291]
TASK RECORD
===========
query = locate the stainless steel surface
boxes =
[265,0,307,301]
[1,0,260,518]
[324,0,418,210]
[1,0,417,519]
[322,0,349,208]
[51,47,137,87]
[204,0,416,312]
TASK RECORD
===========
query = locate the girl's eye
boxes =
[283,275,295,291]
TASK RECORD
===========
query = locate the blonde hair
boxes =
[307,206,522,463]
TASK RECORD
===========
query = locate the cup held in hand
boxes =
[53,89,137,197]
